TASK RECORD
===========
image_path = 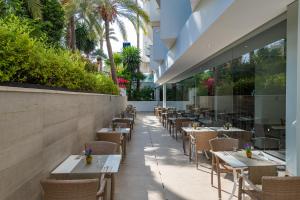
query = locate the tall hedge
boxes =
[0,15,119,95]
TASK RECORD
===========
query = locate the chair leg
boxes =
[182,137,186,155]
[196,153,198,169]
[204,151,210,160]
[238,177,243,200]
[211,157,214,186]
[216,159,222,199]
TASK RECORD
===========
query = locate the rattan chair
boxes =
[85,141,118,155]
[96,133,123,154]
[181,121,193,155]
[209,138,239,199]
[112,121,132,140]
[113,118,133,131]
[174,118,193,140]
[238,175,300,200]
[238,166,277,200]
[41,178,106,200]
[190,131,218,168]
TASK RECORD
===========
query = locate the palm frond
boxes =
[115,18,127,41]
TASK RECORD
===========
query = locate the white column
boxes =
[163,84,167,108]
[296,0,300,175]
[286,1,300,175]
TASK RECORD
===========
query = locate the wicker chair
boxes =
[112,121,132,140]
[174,118,193,140]
[113,118,133,132]
[238,166,277,200]
[190,131,218,168]
[209,138,239,199]
[181,121,193,155]
[41,178,106,200]
[238,175,300,200]
[85,141,118,155]
[96,133,123,155]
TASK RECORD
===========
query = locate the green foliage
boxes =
[1,0,65,45]
[75,22,96,55]
[121,46,146,100]
[0,15,119,94]
[41,0,65,45]
[130,87,154,101]
[105,53,123,67]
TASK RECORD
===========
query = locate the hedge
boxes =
[0,15,119,95]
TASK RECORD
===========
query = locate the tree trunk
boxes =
[105,20,118,84]
[67,15,76,51]
[136,0,141,92]
[98,39,104,72]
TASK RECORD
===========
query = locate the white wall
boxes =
[160,0,192,48]
[153,27,168,62]
[128,101,191,112]
[0,87,126,200]
[286,1,299,175]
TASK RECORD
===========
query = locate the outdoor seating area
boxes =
[41,105,137,200]
[153,106,299,199]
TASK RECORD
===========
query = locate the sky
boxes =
[102,0,144,55]
[103,18,138,55]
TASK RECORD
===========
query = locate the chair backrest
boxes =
[248,166,278,185]
[176,119,193,129]
[41,179,99,200]
[113,122,130,128]
[181,121,193,127]
[209,138,239,151]
[225,131,252,149]
[85,141,118,155]
[113,119,131,129]
[194,131,218,151]
[262,176,300,200]
[96,133,122,153]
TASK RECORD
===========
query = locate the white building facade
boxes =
[145,0,300,176]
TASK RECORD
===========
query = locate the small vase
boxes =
[246,151,252,158]
[86,155,92,164]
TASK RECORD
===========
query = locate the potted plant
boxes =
[192,122,198,129]
[84,147,93,164]
[112,123,117,131]
[244,143,252,158]
[223,122,232,130]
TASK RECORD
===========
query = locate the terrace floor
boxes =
[115,112,237,200]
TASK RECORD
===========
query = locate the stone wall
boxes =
[0,87,127,200]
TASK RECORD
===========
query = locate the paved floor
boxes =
[115,113,237,200]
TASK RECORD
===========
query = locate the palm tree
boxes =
[94,0,149,84]
[62,0,97,50]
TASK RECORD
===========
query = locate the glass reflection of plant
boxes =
[195,70,214,96]
[253,41,286,95]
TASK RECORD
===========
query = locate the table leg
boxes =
[189,137,192,161]
[123,136,127,156]
[228,168,239,200]
[110,174,115,200]
[183,133,186,155]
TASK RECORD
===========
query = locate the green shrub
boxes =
[0,15,119,95]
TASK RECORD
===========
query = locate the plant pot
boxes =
[86,155,92,164]
[246,151,252,158]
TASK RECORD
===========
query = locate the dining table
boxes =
[51,154,122,200]
[112,117,134,130]
[96,128,130,155]
[211,150,286,200]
